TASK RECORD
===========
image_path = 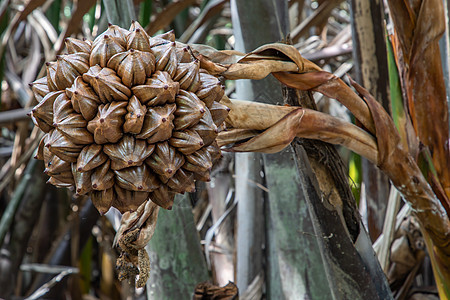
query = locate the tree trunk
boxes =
[146,194,209,299]
[350,0,391,242]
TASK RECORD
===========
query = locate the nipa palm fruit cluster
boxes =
[29,21,229,214]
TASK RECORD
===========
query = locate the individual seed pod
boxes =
[36,133,49,160]
[104,135,154,170]
[132,71,179,106]
[151,42,178,77]
[107,49,155,87]
[94,24,130,48]
[46,62,58,92]
[193,169,211,182]
[55,53,90,90]
[124,96,147,134]
[205,141,222,163]
[30,90,64,132]
[146,142,185,183]
[173,60,201,91]
[48,170,75,185]
[47,176,74,188]
[174,90,206,130]
[114,164,160,191]
[30,76,49,102]
[127,27,151,52]
[209,100,230,126]
[45,128,83,163]
[90,35,125,67]
[175,46,193,63]
[40,132,53,165]
[114,185,150,213]
[71,163,93,195]
[190,109,218,146]
[196,71,225,108]
[45,155,71,175]
[150,185,175,210]
[91,188,115,215]
[150,30,175,48]
[129,20,149,37]
[137,104,176,144]
[167,168,195,193]
[83,65,131,102]
[91,160,115,190]
[184,147,213,173]
[76,144,107,172]
[65,37,91,54]
[169,130,204,155]
[87,101,128,144]
[53,93,94,144]
[66,77,101,121]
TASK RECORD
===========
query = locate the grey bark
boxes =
[350,0,390,241]
[146,194,209,299]
[231,0,289,294]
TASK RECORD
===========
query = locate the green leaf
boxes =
[45,0,61,33]
[139,0,152,28]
